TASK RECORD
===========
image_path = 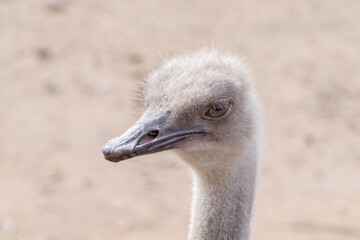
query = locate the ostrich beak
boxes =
[102,113,207,162]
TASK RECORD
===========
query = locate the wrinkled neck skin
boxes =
[178,142,258,240]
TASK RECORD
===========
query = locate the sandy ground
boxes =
[1,0,360,239]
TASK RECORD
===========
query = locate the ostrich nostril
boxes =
[138,130,159,145]
[149,130,159,137]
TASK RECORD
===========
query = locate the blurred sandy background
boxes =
[1,0,360,239]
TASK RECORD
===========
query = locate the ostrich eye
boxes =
[201,97,233,120]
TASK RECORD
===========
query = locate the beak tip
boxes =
[102,145,110,155]
[102,144,115,160]
[102,143,133,162]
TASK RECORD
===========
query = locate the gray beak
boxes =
[102,114,207,162]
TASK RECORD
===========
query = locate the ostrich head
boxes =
[102,49,259,174]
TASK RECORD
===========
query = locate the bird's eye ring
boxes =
[201,97,233,121]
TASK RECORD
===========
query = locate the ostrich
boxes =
[102,49,261,240]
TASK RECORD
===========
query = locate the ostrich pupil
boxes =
[206,104,227,118]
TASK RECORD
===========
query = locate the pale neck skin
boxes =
[179,142,258,240]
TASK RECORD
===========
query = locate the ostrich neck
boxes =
[187,148,257,240]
